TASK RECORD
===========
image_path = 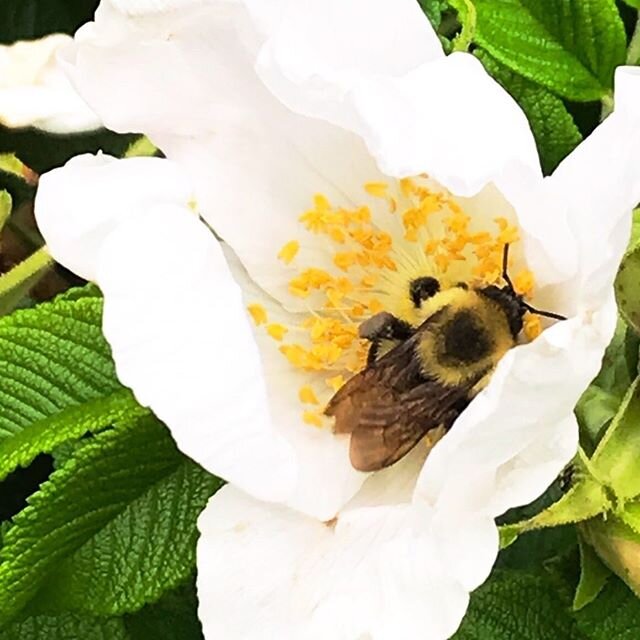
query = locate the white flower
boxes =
[0,34,101,133]
[34,1,640,638]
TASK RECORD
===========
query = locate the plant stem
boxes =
[452,0,477,53]
[627,13,640,66]
[0,247,53,312]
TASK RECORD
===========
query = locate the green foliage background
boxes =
[2,0,640,638]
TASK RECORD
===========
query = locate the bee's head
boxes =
[481,244,566,338]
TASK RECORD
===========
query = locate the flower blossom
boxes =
[34,1,640,638]
[0,34,100,132]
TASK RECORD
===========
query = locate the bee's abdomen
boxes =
[441,310,492,364]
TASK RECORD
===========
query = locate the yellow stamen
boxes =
[267,324,288,341]
[299,385,320,405]
[524,315,542,341]
[278,240,300,265]
[247,304,268,326]
[326,375,345,392]
[303,411,323,427]
[364,182,389,198]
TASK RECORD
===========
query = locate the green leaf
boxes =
[0,416,220,625]
[0,613,128,640]
[574,536,611,611]
[0,291,134,482]
[0,390,147,483]
[575,575,640,640]
[464,0,626,101]
[591,377,640,501]
[454,570,583,639]
[616,244,640,335]
[623,0,640,9]
[476,49,582,173]
[124,579,203,640]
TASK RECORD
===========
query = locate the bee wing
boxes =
[325,330,472,472]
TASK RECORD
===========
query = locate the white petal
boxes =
[198,486,477,640]
[0,35,100,132]
[544,66,640,312]
[350,53,542,196]
[223,246,367,520]
[34,153,193,281]
[417,299,616,519]
[96,207,296,502]
[63,1,264,136]
[254,0,443,131]
[160,121,387,310]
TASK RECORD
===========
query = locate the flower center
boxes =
[248,176,540,428]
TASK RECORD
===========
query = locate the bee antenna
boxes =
[503,243,567,321]
[521,302,567,322]
[501,243,515,291]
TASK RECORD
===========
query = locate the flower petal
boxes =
[350,53,542,196]
[160,123,386,310]
[223,245,367,520]
[197,485,477,640]
[35,153,193,281]
[0,35,100,132]
[544,67,640,312]
[253,0,443,131]
[96,207,297,502]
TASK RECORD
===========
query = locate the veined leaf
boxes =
[461,0,626,101]
[476,50,582,174]
[0,417,221,624]
[0,286,143,482]
[0,613,128,640]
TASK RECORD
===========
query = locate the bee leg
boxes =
[359,312,414,366]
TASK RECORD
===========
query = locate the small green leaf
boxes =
[591,378,640,501]
[476,49,582,173]
[466,0,626,101]
[574,536,611,611]
[616,244,640,335]
[0,613,128,640]
[499,472,612,541]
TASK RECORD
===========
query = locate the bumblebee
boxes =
[325,246,565,472]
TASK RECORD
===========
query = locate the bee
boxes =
[325,245,565,472]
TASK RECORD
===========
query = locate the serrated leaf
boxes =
[455,570,583,639]
[575,577,640,639]
[0,416,220,624]
[575,536,611,611]
[464,0,626,101]
[616,244,640,335]
[0,613,128,640]
[0,390,147,483]
[0,293,120,442]
[0,290,138,483]
[476,49,582,173]
[418,0,448,27]
[38,452,222,615]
